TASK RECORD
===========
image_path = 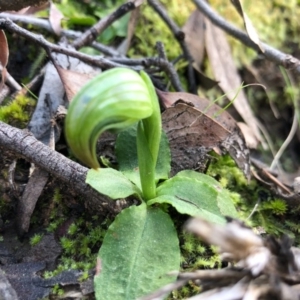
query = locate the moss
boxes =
[0,95,35,127]
[129,1,192,57]
[206,154,300,240]
[44,214,111,281]
[29,233,44,246]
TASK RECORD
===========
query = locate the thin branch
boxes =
[72,1,137,49]
[0,64,22,91]
[0,17,185,92]
[193,0,300,73]
[0,18,128,70]
[0,121,123,214]
[155,41,184,91]
[177,269,249,281]
[0,12,122,57]
[147,0,197,93]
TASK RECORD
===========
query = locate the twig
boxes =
[12,68,45,98]
[246,199,260,220]
[177,269,249,281]
[0,18,129,70]
[0,15,186,91]
[0,64,22,91]
[0,17,184,91]
[193,0,300,73]
[155,42,184,91]
[72,1,137,49]
[147,0,197,93]
[0,121,123,214]
[0,12,122,57]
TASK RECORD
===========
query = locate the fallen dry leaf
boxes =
[237,122,259,149]
[204,18,264,147]
[182,10,218,90]
[56,67,96,101]
[182,10,205,69]
[159,90,250,180]
[49,1,63,35]
[231,0,264,52]
[0,30,9,90]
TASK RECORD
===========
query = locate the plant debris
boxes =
[141,217,300,300]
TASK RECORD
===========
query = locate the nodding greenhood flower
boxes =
[65,68,154,169]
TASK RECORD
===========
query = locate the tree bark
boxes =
[0,121,123,214]
[0,0,48,12]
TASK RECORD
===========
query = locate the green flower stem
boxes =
[136,71,162,200]
[137,122,156,200]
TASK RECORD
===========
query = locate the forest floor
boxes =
[1,1,300,299]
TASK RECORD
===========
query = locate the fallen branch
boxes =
[0,12,122,57]
[72,1,137,49]
[0,18,126,70]
[0,121,123,214]
[0,17,184,92]
[193,0,300,72]
[148,0,197,93]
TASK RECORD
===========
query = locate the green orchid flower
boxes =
[65,68,156,170]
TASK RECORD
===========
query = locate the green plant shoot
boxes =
[65,67,238,299]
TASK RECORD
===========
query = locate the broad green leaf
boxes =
[116,124,171,189]
[175,170,238,217]
[86,168,142,200]
[94,204,180,300]
[148,171,238,224]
